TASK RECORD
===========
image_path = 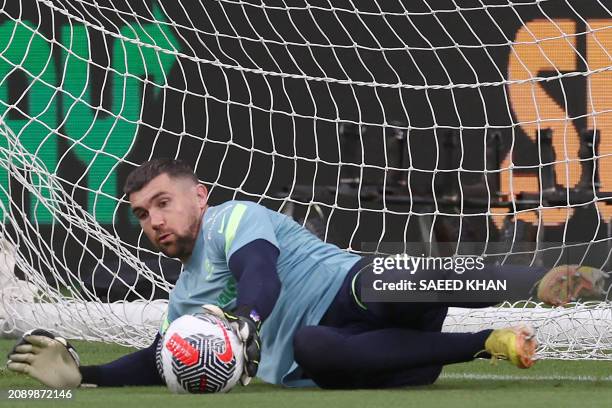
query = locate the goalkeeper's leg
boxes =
[294,289,477,389]
[293,262,539,389]
[322,259,548,332]
[294,315,536,388]
[293,317,490,389]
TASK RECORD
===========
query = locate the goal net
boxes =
[0,0,610,359]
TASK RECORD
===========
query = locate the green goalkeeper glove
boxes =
[6,329,82,389]
[202,304,261,386]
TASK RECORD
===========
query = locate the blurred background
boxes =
[0,0,610,300]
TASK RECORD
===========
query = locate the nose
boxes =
[150,210,165,230]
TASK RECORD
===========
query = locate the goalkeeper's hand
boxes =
[202,304,261,386]
[6,329,82,389]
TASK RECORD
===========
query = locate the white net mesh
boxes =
[0,0,610,357]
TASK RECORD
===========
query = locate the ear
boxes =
[195,183,208,209]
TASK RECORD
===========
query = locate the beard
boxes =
[157,213,201,260]
[159,233,194,259]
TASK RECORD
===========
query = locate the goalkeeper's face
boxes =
[129,173,208,262]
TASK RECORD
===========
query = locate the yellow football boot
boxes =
[484,325,537,369]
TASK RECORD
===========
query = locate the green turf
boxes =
[0,339,610,408]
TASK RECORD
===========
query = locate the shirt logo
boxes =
[217,214,226,234]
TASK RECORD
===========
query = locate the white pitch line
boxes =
[441,373,612,382]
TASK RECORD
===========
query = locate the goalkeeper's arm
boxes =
[7,239,281,389]
[7,330,163,388]
[220,238,281,384]
[228,238,281,321]
[78,333,164,386]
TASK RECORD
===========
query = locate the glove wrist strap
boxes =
[231,305,262,331]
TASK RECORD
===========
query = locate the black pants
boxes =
[292,258,546,389]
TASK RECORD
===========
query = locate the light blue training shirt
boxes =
[162,200,361,387]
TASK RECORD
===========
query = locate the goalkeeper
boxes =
[7,158,607,389]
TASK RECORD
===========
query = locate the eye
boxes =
[158,198,170,208]
[135,210,148,221]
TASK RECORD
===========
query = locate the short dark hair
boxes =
[123,158,199,197]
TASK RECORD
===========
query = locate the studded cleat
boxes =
[484,325,537,369]
[537,265,609,306]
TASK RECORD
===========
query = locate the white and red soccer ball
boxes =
[156,313,244,393]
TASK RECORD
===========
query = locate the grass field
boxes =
[0,339,610,408]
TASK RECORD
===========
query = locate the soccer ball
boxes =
[156,313,244,393]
